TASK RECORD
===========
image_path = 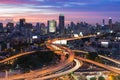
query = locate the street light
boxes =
[5,70,8,80]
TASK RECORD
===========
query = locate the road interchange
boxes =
[0,35,120,80]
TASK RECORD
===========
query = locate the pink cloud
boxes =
[0,0,37,4]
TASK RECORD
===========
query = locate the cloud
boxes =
[0,4,60,17]
[32,5,61,8]
[68,2,88,6]
[0,0,120,24]
[34,0,45,2]
[0,0,37,4]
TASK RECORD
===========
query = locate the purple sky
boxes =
[0,0,120,24]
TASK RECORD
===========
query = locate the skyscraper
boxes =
[20,18,25,27]
[102,19,105,25]
[40,23,47,35]
[36,23,41,34]
[0,23,3,33]
[19,18,26,32]
[48,20,56,33]
[108,17,113,29]
[0,23,3,29]
[59,14,65,34]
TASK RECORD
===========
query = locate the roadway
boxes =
[0,37,75,80]
[76,56,120,74]
[54,35,96,41]
[0,51,36,64]
[1,41,75,80]
[98,55,120,65]
[73,50,120,65]
[2,34,120,79]
[0,50,62,64]
[46,35,120,76]
[34,59,82,80]
[38,34,120,78]
[53,35,120,75]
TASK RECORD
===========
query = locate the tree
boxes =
[77,75,86,80]
[117,75,120,80]
[95,57,103,63]
[90,77,96,80]
[13,51,59,72]
[98,76,105,80]
[87,52,98,60]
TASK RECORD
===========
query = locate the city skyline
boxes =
[0,0,120,24]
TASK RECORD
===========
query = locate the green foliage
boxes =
[90,77,97,80]
[86,52,98,60]
[13,51,58,72]
[117,75,120,80]
[98,50,110,56]
[98,76,105,80]
[0,64,12,71]
[95,57,103,63]
[112,75,120,80]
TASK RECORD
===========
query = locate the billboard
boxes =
[53,40,67,45]
[32,36,38,39]
[73,34,79,37]
[101,42,109,48]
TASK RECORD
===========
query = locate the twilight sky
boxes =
[0,0,120,24]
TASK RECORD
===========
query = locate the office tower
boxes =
[48,20,56,33]
[0,45,1,52]
[20,18,25,27]
[6,22,14,28]
[108,17,113,29]
[96,23,100,31]
[25,23,33,36]
[59,14,65,34]
[40,23,47,35]
[25,23,33,29]
[36,23,41,34]
[6,22,14,31]
[70,22,75,31]
[0,23,3,33]
[102,19,105,25]
[7,43,10,49]
[19,18,26,31]
[0,23,3,29]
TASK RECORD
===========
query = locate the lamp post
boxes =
[5,70,8,80]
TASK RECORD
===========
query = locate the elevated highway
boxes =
[34,59,82,80]
[1,34,120,80]
[0,51,36,64]
[76,56,120,74]
[0,40,75,80]
[52,35,120,75]
[73,50,120,65]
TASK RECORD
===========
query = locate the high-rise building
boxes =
[59,14,65,34]
[35,23,41,34]
[19,18,26,31]
[70,22,75,31]
[0,23,3,29]
[25,23,33,37]
[20,18,25,27]
[40,23,47,35]
[48,20,56,33]
[108,17,113,29]
[0,23,3,33]
[6,22,14,31]
[0,45,1,52]
[102,19,105,25]
[6,22,14,28]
